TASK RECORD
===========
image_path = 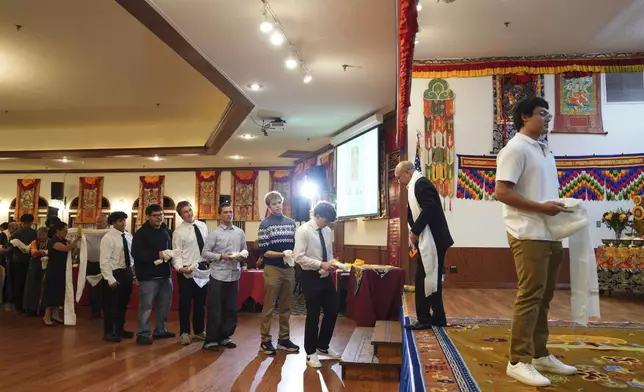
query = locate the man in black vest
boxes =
[395,161,454,330]
[11,214,38,312]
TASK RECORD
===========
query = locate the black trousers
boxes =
[301,270,339,355]
[102,268,133,337]
[87,262,102,317]
[415,249,446,324]
[178,274,207,335]
[10,261,29,311]
[205,277,238,343]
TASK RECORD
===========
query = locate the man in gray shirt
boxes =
[201,203,247,351]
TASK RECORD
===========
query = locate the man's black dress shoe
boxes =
[405,321,433,330]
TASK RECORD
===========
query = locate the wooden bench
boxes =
[340,324,402,381]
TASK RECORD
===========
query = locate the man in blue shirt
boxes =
[257,191,300,355]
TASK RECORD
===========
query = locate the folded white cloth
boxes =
[153,258,165,266]
[86,274,103,287]
[229,249,250,260]
[10,239,30,254]
[318,260,350,277]
[545,198,600,326]
[191,267,210,288]
[161,249,174,261]
[283,249,295,267]
[40,256,49,270]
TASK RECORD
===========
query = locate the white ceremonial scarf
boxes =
[64,229,91,325]
[545,198,600,326]
[407,171,439,297]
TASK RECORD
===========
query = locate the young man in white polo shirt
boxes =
[495,97,577,387]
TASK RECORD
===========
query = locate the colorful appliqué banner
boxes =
[195,171,220,220]
[231,171,259,221]
[423,78,455,208]
[456,156,497,200]
[553,72,604,134]
[15,179,41,221]
[492,74,545,153]
[138,176,165,217]
[77,177,104,224]
[268,170,292,218]
[457,154,644,201]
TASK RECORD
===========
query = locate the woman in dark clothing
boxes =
[23,227,49,316]
[42,222,79,326]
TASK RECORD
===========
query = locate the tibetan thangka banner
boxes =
[76,177,104,224]
[491,74,545,153]
[553,72,604,134]
[268,170,293,218]
[15,179,41,221]
[231,171,259,221]
[138,176,165,217]
[456,153,644,201]
[423,78,455,208]
[195,171,220,220]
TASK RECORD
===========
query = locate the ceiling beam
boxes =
[0,147,206,160]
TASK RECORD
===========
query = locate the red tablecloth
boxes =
[73,268,265,311]
[237,270,265,309]
[345,266,405,327]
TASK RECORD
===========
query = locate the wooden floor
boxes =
[2,289,642,392]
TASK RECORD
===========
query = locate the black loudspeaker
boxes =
[51,182,64,200]
[219,195,231,206]
[308,165,328,192]
[292,196,311,222]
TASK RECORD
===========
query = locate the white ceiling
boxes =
[415,0,644,59]
[148,0,397,162]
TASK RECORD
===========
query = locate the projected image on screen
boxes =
[336,127,379,218]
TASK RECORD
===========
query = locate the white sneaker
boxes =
[306,353,322,368]
[532,355,577,375]
[180,333,192,345]
[316,348,342,359]
[506,362,551,387]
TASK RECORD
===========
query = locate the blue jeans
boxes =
[137,278,173,338]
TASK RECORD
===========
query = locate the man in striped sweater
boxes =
[257,191,300,355]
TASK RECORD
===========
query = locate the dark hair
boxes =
[0,222,8,230]
[108,211,128,225]
[20,214,34,223]
[513,96,549,130]
[145,204,163,216]
[45,216,62,228]
[218,202,232,214]
[176,200,192,215]
[50,221,68,237]
[313,201,337,222]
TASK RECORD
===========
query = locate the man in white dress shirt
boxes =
[172,201,209,345]
[99,211,134,343]
[293,201,342,368]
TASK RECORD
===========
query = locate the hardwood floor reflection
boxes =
[0,307,397,392]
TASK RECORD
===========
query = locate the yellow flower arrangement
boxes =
[602,207,632,239]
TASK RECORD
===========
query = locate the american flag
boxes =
[414,131,422,172]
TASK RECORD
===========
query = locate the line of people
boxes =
[2,191,346,368]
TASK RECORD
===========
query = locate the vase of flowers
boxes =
[602,208,632,239]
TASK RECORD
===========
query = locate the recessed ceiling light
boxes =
[303,73,313,84]
[230,155,243,160]
[150,155,161,161]
[260,21,274,33]
[61,157,68,163]
[240,134,256,140]
[248,83,263,91]
[270,31,284,46]
[417,3,422,11]
[285,57,298,69]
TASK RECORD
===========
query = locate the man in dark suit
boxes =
[395,161,454,330]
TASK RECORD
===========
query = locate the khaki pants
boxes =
[507,233,563,364]
[261,264,294,342]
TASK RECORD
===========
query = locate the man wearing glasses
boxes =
[495,97,576,386]
[132,204,176,345]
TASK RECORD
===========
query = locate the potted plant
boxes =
[601,208,632,240]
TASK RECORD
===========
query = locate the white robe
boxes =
[545,198,601,326]
[408,171,439,297]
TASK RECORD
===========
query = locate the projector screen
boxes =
[335,127,379,218]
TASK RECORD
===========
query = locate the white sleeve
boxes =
[99,235,117,285]
[171,230,184,271]
[294,227,322,270]
[495,146,524,185]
